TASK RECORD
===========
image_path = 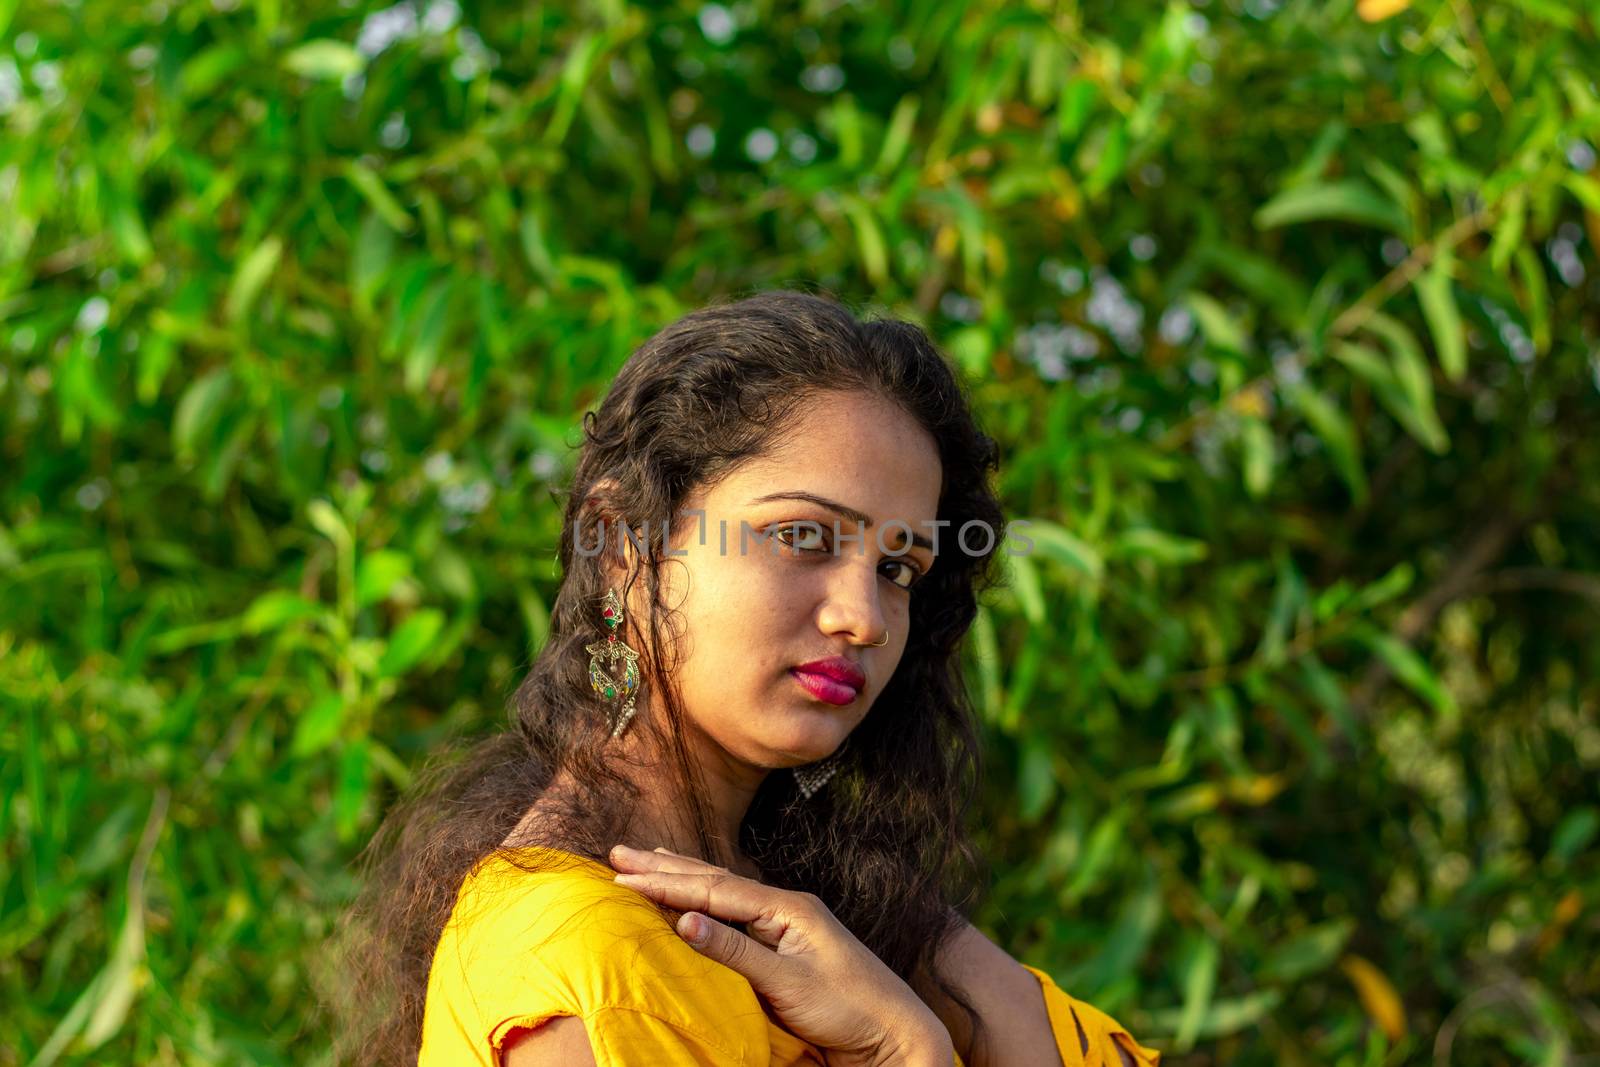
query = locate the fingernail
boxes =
[613,873,646,886]
[680,913,706,944]
[611,844,638,857]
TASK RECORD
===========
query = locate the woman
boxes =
[338,291,1160,1067]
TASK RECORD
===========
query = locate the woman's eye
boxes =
[774,522,828,552]
[881,559,922,590]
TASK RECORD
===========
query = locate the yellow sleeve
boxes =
[1021,964,1162,1067]
[422,856,779,1066]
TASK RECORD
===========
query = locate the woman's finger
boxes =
[675,911,785,993]
[651,846,731,873]
[609,844,729,877]
[613,869,780,927]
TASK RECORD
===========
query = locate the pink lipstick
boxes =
[790,656,867,706]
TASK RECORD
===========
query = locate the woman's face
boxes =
[645,389,943,770]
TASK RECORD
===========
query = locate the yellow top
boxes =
[419,847,1162,1067]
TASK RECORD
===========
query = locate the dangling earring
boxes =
[792,738,849,800]
[586,588,641,739]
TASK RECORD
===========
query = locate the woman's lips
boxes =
[789,668,860,706]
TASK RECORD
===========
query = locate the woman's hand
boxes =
[609,844,953,1067]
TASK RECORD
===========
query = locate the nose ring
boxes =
[866,632,889,647]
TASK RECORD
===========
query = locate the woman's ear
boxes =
[582,477,641,588]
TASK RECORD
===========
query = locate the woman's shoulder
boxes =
[426,845,776,1062]
[439,846,701,984]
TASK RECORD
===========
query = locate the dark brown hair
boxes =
[333,289,1007,1064]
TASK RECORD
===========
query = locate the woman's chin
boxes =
[727,696,862,767]
[761,722,853,767]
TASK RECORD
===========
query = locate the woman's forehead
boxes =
[710,398,942,516]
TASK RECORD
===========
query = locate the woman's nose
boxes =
[814,559,888,646]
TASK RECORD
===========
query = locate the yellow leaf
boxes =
[1357,0,1410,21]
[1227,385,1271,419]
[1340,954,1406,1040]
[1535,888,1583,957]
[1227,773,1288,806]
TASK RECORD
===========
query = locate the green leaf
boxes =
[1255,180,1404,231]
[1513,244,1550,355]
[1260,919,1356,983]
[282,39,366,81]
[1004,551,1047,624]
[78,889,145,1049]
[1063,807,1128,901]
[1198,243,1310,329]
[1110,527,1209,565]
[1148,991,1284,1041]
[1083,119,1128,197]
[839,193,889,285]
[830,93,864,168]
[1021,519,1104,582]
[378,608,446,677]
[343,161,414,233]
[872,94,920,177]
[1349,562,1414,612]
[1016,739,1056,824]
[1563,173,1600,213]
[1332,337,1447,454]
[1488,189,1526,274]
[224,236,283,326]
[404,280,456,392]
[1298,657,1361,747]
[291,692,346,758]
[357,550,413,607]
[1255,555,1304,669]
[1286,385,1366,504]
[351,212,396,315]
[545,32,603,147]
[519,208,558,281]
[307,500,352,549]
[1363,311,1448,451]
[1187,292,1250,354]
[180,43,248,99]
[31,794,165,1066]
[1548,808,1599,865]
[1057,76,1098,141]
[242,590,319,634]
[1071,877,1161,989]
[946,326,992,377]
[1174,937,1220,1051]
[1356,626,1457,719]
[171,369,233,462]
[1281,121,1348,188]
[1415,249,1466,381]
[971,605,1003,727]
[107,194,154,265]
[1241,417,1275,497]
[336,739,370,841]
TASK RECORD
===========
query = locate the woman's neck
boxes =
[503,762,766,880]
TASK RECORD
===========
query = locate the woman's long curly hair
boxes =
[334,289,1008,1065]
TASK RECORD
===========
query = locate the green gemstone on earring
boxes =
[605,686,615,699]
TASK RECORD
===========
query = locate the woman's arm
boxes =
[916,919,1136,1067]
[501,1016,597,1067]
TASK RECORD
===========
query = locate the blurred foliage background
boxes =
[2,0,1598,1063]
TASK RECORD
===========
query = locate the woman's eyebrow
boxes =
[746,491,935,552]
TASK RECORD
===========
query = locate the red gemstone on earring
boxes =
[603,608,614,617]
[608,633,616,642]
